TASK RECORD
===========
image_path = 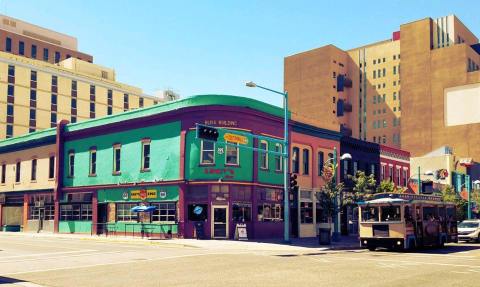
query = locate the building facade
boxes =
[289,121,342,238]
[379,144,410,189]
[0,95,295,239]
[285,15,480,159]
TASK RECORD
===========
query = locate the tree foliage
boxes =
[316,164,344,222]
[343,171,377,205]
[441,185,467,221]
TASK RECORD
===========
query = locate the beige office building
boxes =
[285,15,480,158]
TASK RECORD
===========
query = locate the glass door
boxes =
[212,205,228,239]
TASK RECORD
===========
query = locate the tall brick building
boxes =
[285,15,480,158]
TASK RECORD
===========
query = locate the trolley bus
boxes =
[358,193,458,251]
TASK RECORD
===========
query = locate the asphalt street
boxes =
[0,233,479,287]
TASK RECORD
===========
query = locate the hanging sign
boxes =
[224,133,248,145]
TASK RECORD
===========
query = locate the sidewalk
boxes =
[0,231,361,252]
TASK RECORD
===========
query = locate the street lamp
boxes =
[246,81,290,243]
[323,148,351,241]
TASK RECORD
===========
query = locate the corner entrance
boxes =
[211,205,228,239]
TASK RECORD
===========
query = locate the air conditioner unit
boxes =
[35,200,45,208]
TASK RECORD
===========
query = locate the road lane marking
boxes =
[334,255,480,269]
[0,250,98,260]
[0,250,135,264]
[0,251,250,277]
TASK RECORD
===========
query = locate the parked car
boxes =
[458,220,480,242]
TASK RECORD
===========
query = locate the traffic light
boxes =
[289,173,298,193]
[196,124,219,142]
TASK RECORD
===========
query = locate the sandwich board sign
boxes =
[234,223,248,241]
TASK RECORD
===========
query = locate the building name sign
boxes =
[204,168,235,179]
[204,120,238,127]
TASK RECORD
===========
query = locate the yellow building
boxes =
[285,15,480,158]
[0,52,164,139]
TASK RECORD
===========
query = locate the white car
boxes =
[458,220,480,242]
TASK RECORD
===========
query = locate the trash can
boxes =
[318,227,331,245]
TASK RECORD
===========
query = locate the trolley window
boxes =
[380,206,401,221]
[361,206,379,222]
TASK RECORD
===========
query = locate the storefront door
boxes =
[212,205,228,239]
[38,208,45,232]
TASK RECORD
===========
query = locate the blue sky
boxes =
[2,1,478,106]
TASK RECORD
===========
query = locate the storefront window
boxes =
[116,203,137,221]
[29,205,54,220]
[188,204,208,221]
[257,203,282,222]
[381,205,401,221]
[151,202,176,222]
[361,206,379,222]
[300,202,313,224]
[232,203,251,222]
[60,204,92,221]
[316,203,328,223]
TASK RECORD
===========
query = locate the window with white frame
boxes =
[60,204,92,221]
[257,203,282,222]
[389,166,393,181]
[151,202,176,222]
[275,143,283,171]
[141,139,151,171]
[396,167,401,186]
[225,141,239,165]
[89,147,97,176]
[200,140,215,164]
[259,140,268,169]
[113,144,121,174]
[381,164,386,180]
[403,168,408,187]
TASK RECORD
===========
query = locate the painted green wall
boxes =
[185,130,282,185]
[63,121,181,187]
[59,221,92,233]
[257,142,285,185]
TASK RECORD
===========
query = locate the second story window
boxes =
[19,41,24,55]
[68,151,75,177]
[6,37,12,52]
[259,140,268,169]
[1,163,6,184]
[15,161,21,183]
[292,147,300,174]
[43,48,49,61]
[49,156,55,179]
[113,144,121,174]
[275,143,283,172]
[200,140,215,165]
[225,142,239,165]
[31,44,37,58]
[55,51,60,63]
[89,148,97,176]
[141,139,151,171]
[317,151,324,176]
[302,149,309,175]
[31,159,37,181]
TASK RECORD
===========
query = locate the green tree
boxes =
[441,185,467,221]
[376,180,396,194]
[317,179,344,222]
[343,171,377,205]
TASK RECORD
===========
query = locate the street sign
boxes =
[224,133,248,145]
